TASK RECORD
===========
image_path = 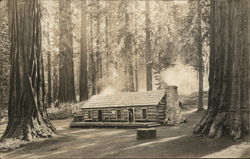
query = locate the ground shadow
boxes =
[1,110,237,158]
[104,134,234,158]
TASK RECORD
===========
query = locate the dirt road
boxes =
[1,109,250,158]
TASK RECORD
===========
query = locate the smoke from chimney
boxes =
[160,60,208,95]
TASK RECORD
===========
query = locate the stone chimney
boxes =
[164,85,183,125]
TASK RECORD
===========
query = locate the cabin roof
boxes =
[81,90,165,109]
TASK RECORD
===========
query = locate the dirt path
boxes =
[1,109,250,158]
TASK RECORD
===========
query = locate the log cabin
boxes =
[80,86,181,124]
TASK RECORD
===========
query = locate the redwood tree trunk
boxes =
[2,0,56,140]
[197,0,204,111]
[105,0,110,77]
[47,24,52,106]
[79,0,88,101]
[145,0,152,91]
[96,0,102,94]
[124,0,135,92]
[58,0,76,103]
[52,54,58,103]
[134,1,139,92]
[194,0,250,141]
[89,15,96,96]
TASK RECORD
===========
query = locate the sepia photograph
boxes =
[0,0,250,158]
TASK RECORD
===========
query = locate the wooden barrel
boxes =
[137,128,156,140]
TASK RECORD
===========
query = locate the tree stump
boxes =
[73,115,83,122]
[137,128,156,140]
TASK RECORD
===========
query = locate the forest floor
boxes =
[1,108,250,158]
[1,92,250,158]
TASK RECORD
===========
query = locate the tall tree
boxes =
[145,0,152,91]
[105,0,110,77]
[96,0,102,94]
[3,0,55,140]
[0,0,10,119]
[194,0,250,141]
[52,53,59,104]
[79,0,88,101]
[134,1,139,92]
[88,3,97,96]
[119,0,135,92]
[197,0,204,111]
[151,1,179,90]
[46,23,52,106]
[58,0,76,103]
[178,0,210,110]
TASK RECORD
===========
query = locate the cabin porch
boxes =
[70,121,161,128]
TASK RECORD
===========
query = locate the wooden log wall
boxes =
[82,106,159,122]
[122,108,128,121]
[147,106,157,121]
[83,109,92,121]
[109,108,117,120]
[135,107,142,120]
[93,110,98,121]
[103,109,109,120]
[156,95,167,122]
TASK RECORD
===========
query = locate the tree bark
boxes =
[197,0,204,111]
[124,0,135,92]
[134,1,139,92]
[47,23,52,106]
[145,0,153,91]
[194,0,250,141]
[89,14,96,96]
[2,0,56,140]
[105,1,109,77]
[58,0,76,103]
[79,0,88,101]
[96,0,102,94]
[52,54,58,103]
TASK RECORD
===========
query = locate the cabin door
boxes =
[128,108,134,123]
[98,110,103,121]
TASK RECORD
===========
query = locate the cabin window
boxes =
[117,110,122,119]
[87,110,92,118]
[142,108,147,119]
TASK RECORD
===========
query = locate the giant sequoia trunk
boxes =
[194,0,250,141]
[134,2,139,92]
[58,0,76,103]
[89,13,96,96]
[96,0,102,94]
[47,24,52,106]
[105,1,110,77]
[79,0,88,101]
[52,55,58,103]
[124,0,135,92]
[197,0,204,111]
[145,0,153,91]
[2,0,56,140]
